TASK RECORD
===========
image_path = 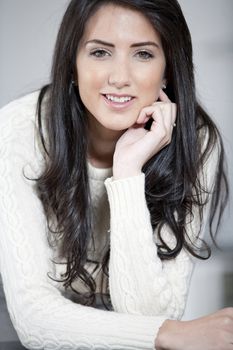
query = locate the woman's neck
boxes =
[87,116,124,169]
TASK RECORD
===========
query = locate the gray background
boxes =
[0,0,232,344]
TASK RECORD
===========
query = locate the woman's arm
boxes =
[0,93,167,350]
[155,308,233,350]
[105,173,194,318]
[105,112,233,350]
[105,91,219,318]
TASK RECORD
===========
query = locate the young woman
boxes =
[0,0,232,349]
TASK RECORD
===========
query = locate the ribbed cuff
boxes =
[104,173,149,221]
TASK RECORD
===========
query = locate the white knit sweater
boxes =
[0,92,218,349]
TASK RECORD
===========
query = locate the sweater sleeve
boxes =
[0,94,167,350]
[105,135,219,319]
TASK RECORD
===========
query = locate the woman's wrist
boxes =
[112,164,142,180]
[155,319,182,350]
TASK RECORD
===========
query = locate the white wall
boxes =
[178,0,233,318]
[0,0,232,320]
[179,0,233,248]
[0,0,69,105]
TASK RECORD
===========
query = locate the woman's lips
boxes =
[102,94,135,110]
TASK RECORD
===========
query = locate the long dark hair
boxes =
[36,0,228,307]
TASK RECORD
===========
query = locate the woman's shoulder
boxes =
[0,91,45,167]
[0,91,40,130]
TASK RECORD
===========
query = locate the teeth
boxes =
[106,95,132,103]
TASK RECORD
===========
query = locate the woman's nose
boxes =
[108,59,131,88]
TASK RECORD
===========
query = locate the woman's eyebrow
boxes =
[85,39,114,47]
[85,39,160,49]
[131,41,160,49]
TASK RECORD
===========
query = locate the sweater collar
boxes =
[87,160,112,181]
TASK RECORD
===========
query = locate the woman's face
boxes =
[76,4,166,132]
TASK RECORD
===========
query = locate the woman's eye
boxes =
[90,49,110,58]
[136,51,154,60]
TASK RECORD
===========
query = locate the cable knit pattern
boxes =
[0,92,218,349]
[105,147,219,319]
[105,175,191,318]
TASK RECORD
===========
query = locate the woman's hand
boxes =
[113,89,176,179]
[155,307,233,350]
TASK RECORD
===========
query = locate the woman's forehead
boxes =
[81,4,161,44]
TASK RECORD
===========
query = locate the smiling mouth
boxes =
[105,94,133,103]
[102,94,136,110]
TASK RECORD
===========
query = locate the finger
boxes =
[144,121,169,151]
[136,106,158,124]
[158,88,172,103]
[159,102,176,127]
[158,103,174,132]
[137,103,176,131]
[172,103,177,125]
[137,102,172,124]
[142,105,174,153]
[148,106,169,140]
